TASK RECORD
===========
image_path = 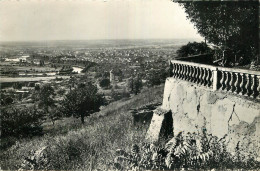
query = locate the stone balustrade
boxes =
[170,60,260,98]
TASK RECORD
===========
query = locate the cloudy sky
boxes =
[0,0,203,41]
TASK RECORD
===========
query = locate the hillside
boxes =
[0,85,164,170]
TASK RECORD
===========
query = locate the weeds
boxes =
[112,131,260,170]
[0,85,164,170]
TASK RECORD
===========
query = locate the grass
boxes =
[0,84,164,170]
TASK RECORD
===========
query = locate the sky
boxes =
[0,0,203,41]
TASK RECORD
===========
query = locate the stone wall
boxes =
[148,77,260,160]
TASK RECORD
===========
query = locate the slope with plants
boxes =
[0,85,164,170]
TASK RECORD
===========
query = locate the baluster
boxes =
[186,66,190,81]
[188,66,193,81]
[169,62,173,77]
[186,65,190,81]
[198,67,203,85]
[257,76,260,98]
[179,64,183,79]
[225,72,230,91]
[172,64,175,77]
[251,75,257,98]
[234,73,241,94]
[186,65,190,80]
[177,64,181,79]
[203,68,208,86]
[195,67,200,84]
[192,66,197,82]
[180,64,184,79]
[230,72,235,92]
[240,73,246,95]
[245,74,252,96]
[211,70,216,88]
[175,64,179,78]
[207,69,212,87]
[183,65,187,80]
[220,71,226,90]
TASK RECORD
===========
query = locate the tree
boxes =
[146,69,168,87]
[176,42,211,57]
[177,1,259,65]
[99,78,110,88]
[61,83,105,124]
[1,106,44,138]
[38,84,56,122]
[48,106,62,125]
[127,75,143,95]
[2,96,14,106]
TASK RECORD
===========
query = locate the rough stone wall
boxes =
[161,77,260,160]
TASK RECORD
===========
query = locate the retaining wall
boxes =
[148,77,260,160]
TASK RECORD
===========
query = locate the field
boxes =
[0,85,164,170]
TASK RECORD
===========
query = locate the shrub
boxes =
[112,131,260,170]
[99,78,110,88]
[146,69,168,87]
[177,41,211,57]
[1,106,44,138]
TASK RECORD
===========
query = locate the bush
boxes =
[111,88,130,101]
[0,85,165,170]
[0,107,44,138]
[99,78,110,88]
[177,41,211,57]
[112,131,260,170]
[146,69,168,87]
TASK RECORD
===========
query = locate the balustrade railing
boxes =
[170,60,260,99]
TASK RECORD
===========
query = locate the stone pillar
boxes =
[146,107,172,142]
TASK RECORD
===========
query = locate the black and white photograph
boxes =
[0,0,259,170]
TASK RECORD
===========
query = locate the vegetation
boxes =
[38,84,55,114]
[1,106,44,138]
[177,1,259,65]
[61,83,105,124]
[146,68,169,87]
[111,88,130,101]
[176,41,211,57]
[113,131,260,170]
[0,85,164,170]
[99,78,110,88]
[127,75,143,95]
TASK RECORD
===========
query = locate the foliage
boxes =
[13,82,23,89]
[127,75,143,95]
[146,68,168,87]
[35,84,40,91]
[81,62,96,73]
[56,88,66,96]
[111,88,130,101]
[113,131,260,170]
[38,84,56,112]
[99,78,110,88]
[177,1,259,64]
[61,83,105,124]
[176,41,211,57]
[0,106,44,138]
[0,85,164,170]
[48,106,63,125]
[1,96,14,106]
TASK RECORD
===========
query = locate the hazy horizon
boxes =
[0,0,203,42]
[0,38,203,43]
